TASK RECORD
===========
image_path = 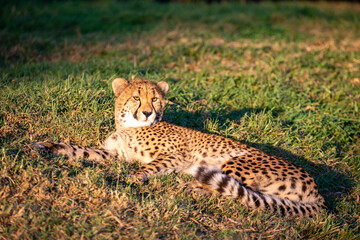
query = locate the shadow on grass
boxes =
[2,0,357,68]
[164,103,278,130]
[165,104,354,213]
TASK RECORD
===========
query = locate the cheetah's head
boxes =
[112,78,169,129]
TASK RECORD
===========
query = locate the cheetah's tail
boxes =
[33,142,113,161]
[193,167,325,217]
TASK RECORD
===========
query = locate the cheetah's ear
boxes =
[157,81,169,95]
[112,78,129,97]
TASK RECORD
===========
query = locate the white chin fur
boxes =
[120,116,158,128]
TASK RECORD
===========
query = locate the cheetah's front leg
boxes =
[130,153,188,182]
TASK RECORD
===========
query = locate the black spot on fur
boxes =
[252,195,260,208]
[83,152,89,158]
[279,205,285,216]
[69,145,76,151]
[197,169,215,185]
[285,205,291,213]
[217,177,230,193]
[300,206,306,215]
[237,185,245,198]
[260,195,270,209]
[306,206,312,214]
[293,207,299,215]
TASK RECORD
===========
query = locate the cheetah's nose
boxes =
[142,111,153,118]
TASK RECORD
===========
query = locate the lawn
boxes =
[1,0,359,239]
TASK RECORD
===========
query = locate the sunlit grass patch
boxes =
[1,0,359,239]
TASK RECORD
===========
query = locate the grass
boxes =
[1,0,360,239]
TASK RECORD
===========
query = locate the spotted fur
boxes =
[35,78,325,217]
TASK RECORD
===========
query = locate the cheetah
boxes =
[35,78,326,217]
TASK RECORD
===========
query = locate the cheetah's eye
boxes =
[152,97,158,102]
[133,96,140,101]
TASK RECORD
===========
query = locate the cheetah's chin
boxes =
[120,118,158,128]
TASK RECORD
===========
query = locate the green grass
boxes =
[1,0,360,239]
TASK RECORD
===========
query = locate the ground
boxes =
[0,0,359,239]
